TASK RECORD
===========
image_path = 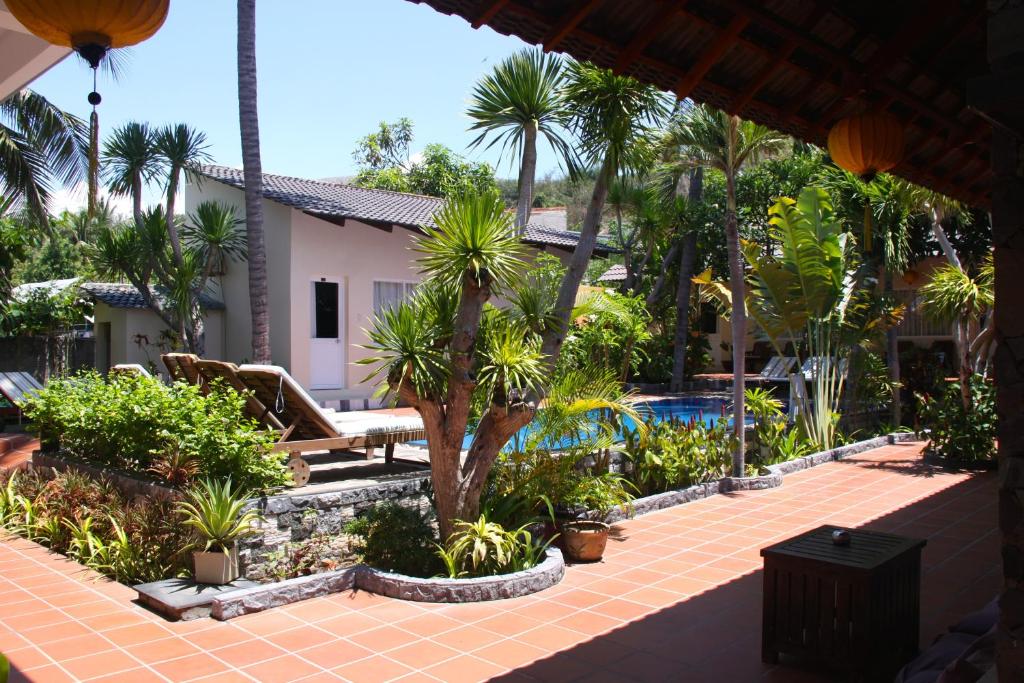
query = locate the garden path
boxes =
[0,441,997,682]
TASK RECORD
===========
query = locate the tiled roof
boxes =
[80,283,225,311]
[596,264,627,282]
[197,165,615,255]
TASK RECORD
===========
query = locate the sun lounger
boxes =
[162,353,202,385]
[0,371,43,423]
[800,356,849,380]
[193,359,286,431]
[110,364,152,378]
[760,357,796,381]
[233,364,426,486]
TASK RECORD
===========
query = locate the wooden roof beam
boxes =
[675,14,750,100]
[542,0,602,52]
[613,1,687,75]
[727,3,829,115]
[471,0,510,28]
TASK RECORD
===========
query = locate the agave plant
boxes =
[177,478,260,553]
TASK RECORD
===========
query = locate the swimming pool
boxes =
[410,396,755,450]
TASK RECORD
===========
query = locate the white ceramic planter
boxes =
[193,546,239,585]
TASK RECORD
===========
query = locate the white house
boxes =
[92,165,612,405]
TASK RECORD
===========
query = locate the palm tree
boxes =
[237,0,272,363]
[541,61,669,366]
[103,121,160,229]
[154,123,210,263]
[0,90,88,226]
[360,192,543,539]
[666,104,786,476]
[466,47,574,229]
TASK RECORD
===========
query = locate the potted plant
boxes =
[557,472,633,563]
[177,478,260,585]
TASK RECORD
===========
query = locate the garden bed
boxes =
[211,547,565,619]
[603,432,917,523]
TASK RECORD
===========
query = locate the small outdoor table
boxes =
[761,525,926,680]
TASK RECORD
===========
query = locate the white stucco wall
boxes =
[92,302,224,377]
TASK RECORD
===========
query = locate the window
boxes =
[313,281,339,339]
[373,281,417,315]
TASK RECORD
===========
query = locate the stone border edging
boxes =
[211,547,565,620]
[604,432,916,523]
[30,450,180,501]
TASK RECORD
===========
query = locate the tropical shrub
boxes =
[20,372,287,491]
[560,290,652,381]
[744,387,814,466]
[436,514,553,578]
[0,469,190,583]
[177,478,261,553]
[344,502,440,578]
[916,376,996,463]
[623,415,735,495]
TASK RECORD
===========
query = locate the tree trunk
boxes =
[670,167,703,392]
[931,209,962,269]
[515,120,538,230]
[670,232,698,391]
[646,238,681,308]
[165,167,184,265]
[724,170,746,477]
[237,0,272,364]
[883,267,902,426]
[541,155,614,366]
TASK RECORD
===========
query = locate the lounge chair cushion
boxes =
[333,417,425,437]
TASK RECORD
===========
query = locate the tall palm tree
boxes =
[237,0,272,363]
[666,104,786,476]
[541,62,668,365]
[103,121,160,230]
[0,90,88,226]
[154,123,210,263]
[466,47,574,229]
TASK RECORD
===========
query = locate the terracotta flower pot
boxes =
[193,546,239,585]
[559,520,610,562]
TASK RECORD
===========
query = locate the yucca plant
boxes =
[436,515,551,578]
[177,478,260,553]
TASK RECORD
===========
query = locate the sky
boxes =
[29,0,563,212]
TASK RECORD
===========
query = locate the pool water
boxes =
[411,396,758,450]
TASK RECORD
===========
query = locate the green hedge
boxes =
[21,372,288,491]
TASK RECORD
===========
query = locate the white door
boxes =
[309,279,344,389]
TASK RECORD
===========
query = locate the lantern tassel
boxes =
[863,200,873,253]
[88,109,99,219]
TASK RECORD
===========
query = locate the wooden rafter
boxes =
[613,0,686,74]
[470,0,510,28]
[675,14,749,100]
[727,4,829,115]
[810,2,953,135]
[542,0,602,52]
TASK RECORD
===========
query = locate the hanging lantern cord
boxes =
[86,61,101,219]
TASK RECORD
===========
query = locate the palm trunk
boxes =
[165,167,184,265]
[515,120,538,230]
[541,155,614,366]
[238,0,272,364]
[883,267,902,425]
[670,168,703,392]
[724,170,746,476]
[670,232,698,391]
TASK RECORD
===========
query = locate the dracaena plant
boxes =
[177,478,261,553]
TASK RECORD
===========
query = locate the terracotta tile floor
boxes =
[0,441,998,682]
[0,434,36,470]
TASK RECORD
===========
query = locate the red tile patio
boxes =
[0,441,998,682]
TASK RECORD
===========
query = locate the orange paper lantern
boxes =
[827,111,905,180]
[5,0,168,58]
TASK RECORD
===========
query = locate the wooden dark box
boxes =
[761,525,926,680]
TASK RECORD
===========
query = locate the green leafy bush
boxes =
[436,515,553,578]
[623,416,735,495]
[344,502,440,578]
[0,469,190,583]
[21,372,287,491]
[916,375,996,463]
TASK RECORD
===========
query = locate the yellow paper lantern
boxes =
[827,111,905,180]
[5,0,169,64]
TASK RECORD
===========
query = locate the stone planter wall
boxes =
[211,548,565,619]
[239,473,431,579]
[30,450,180,501]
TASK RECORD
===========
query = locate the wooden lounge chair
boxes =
[0,371,43,424]
[193,359,285,432]
[233,364,425,486]
[162,353,202,385]
[759,357,796,382]
[110,364,152,378]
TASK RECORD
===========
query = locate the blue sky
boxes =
[31,0,564,209]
